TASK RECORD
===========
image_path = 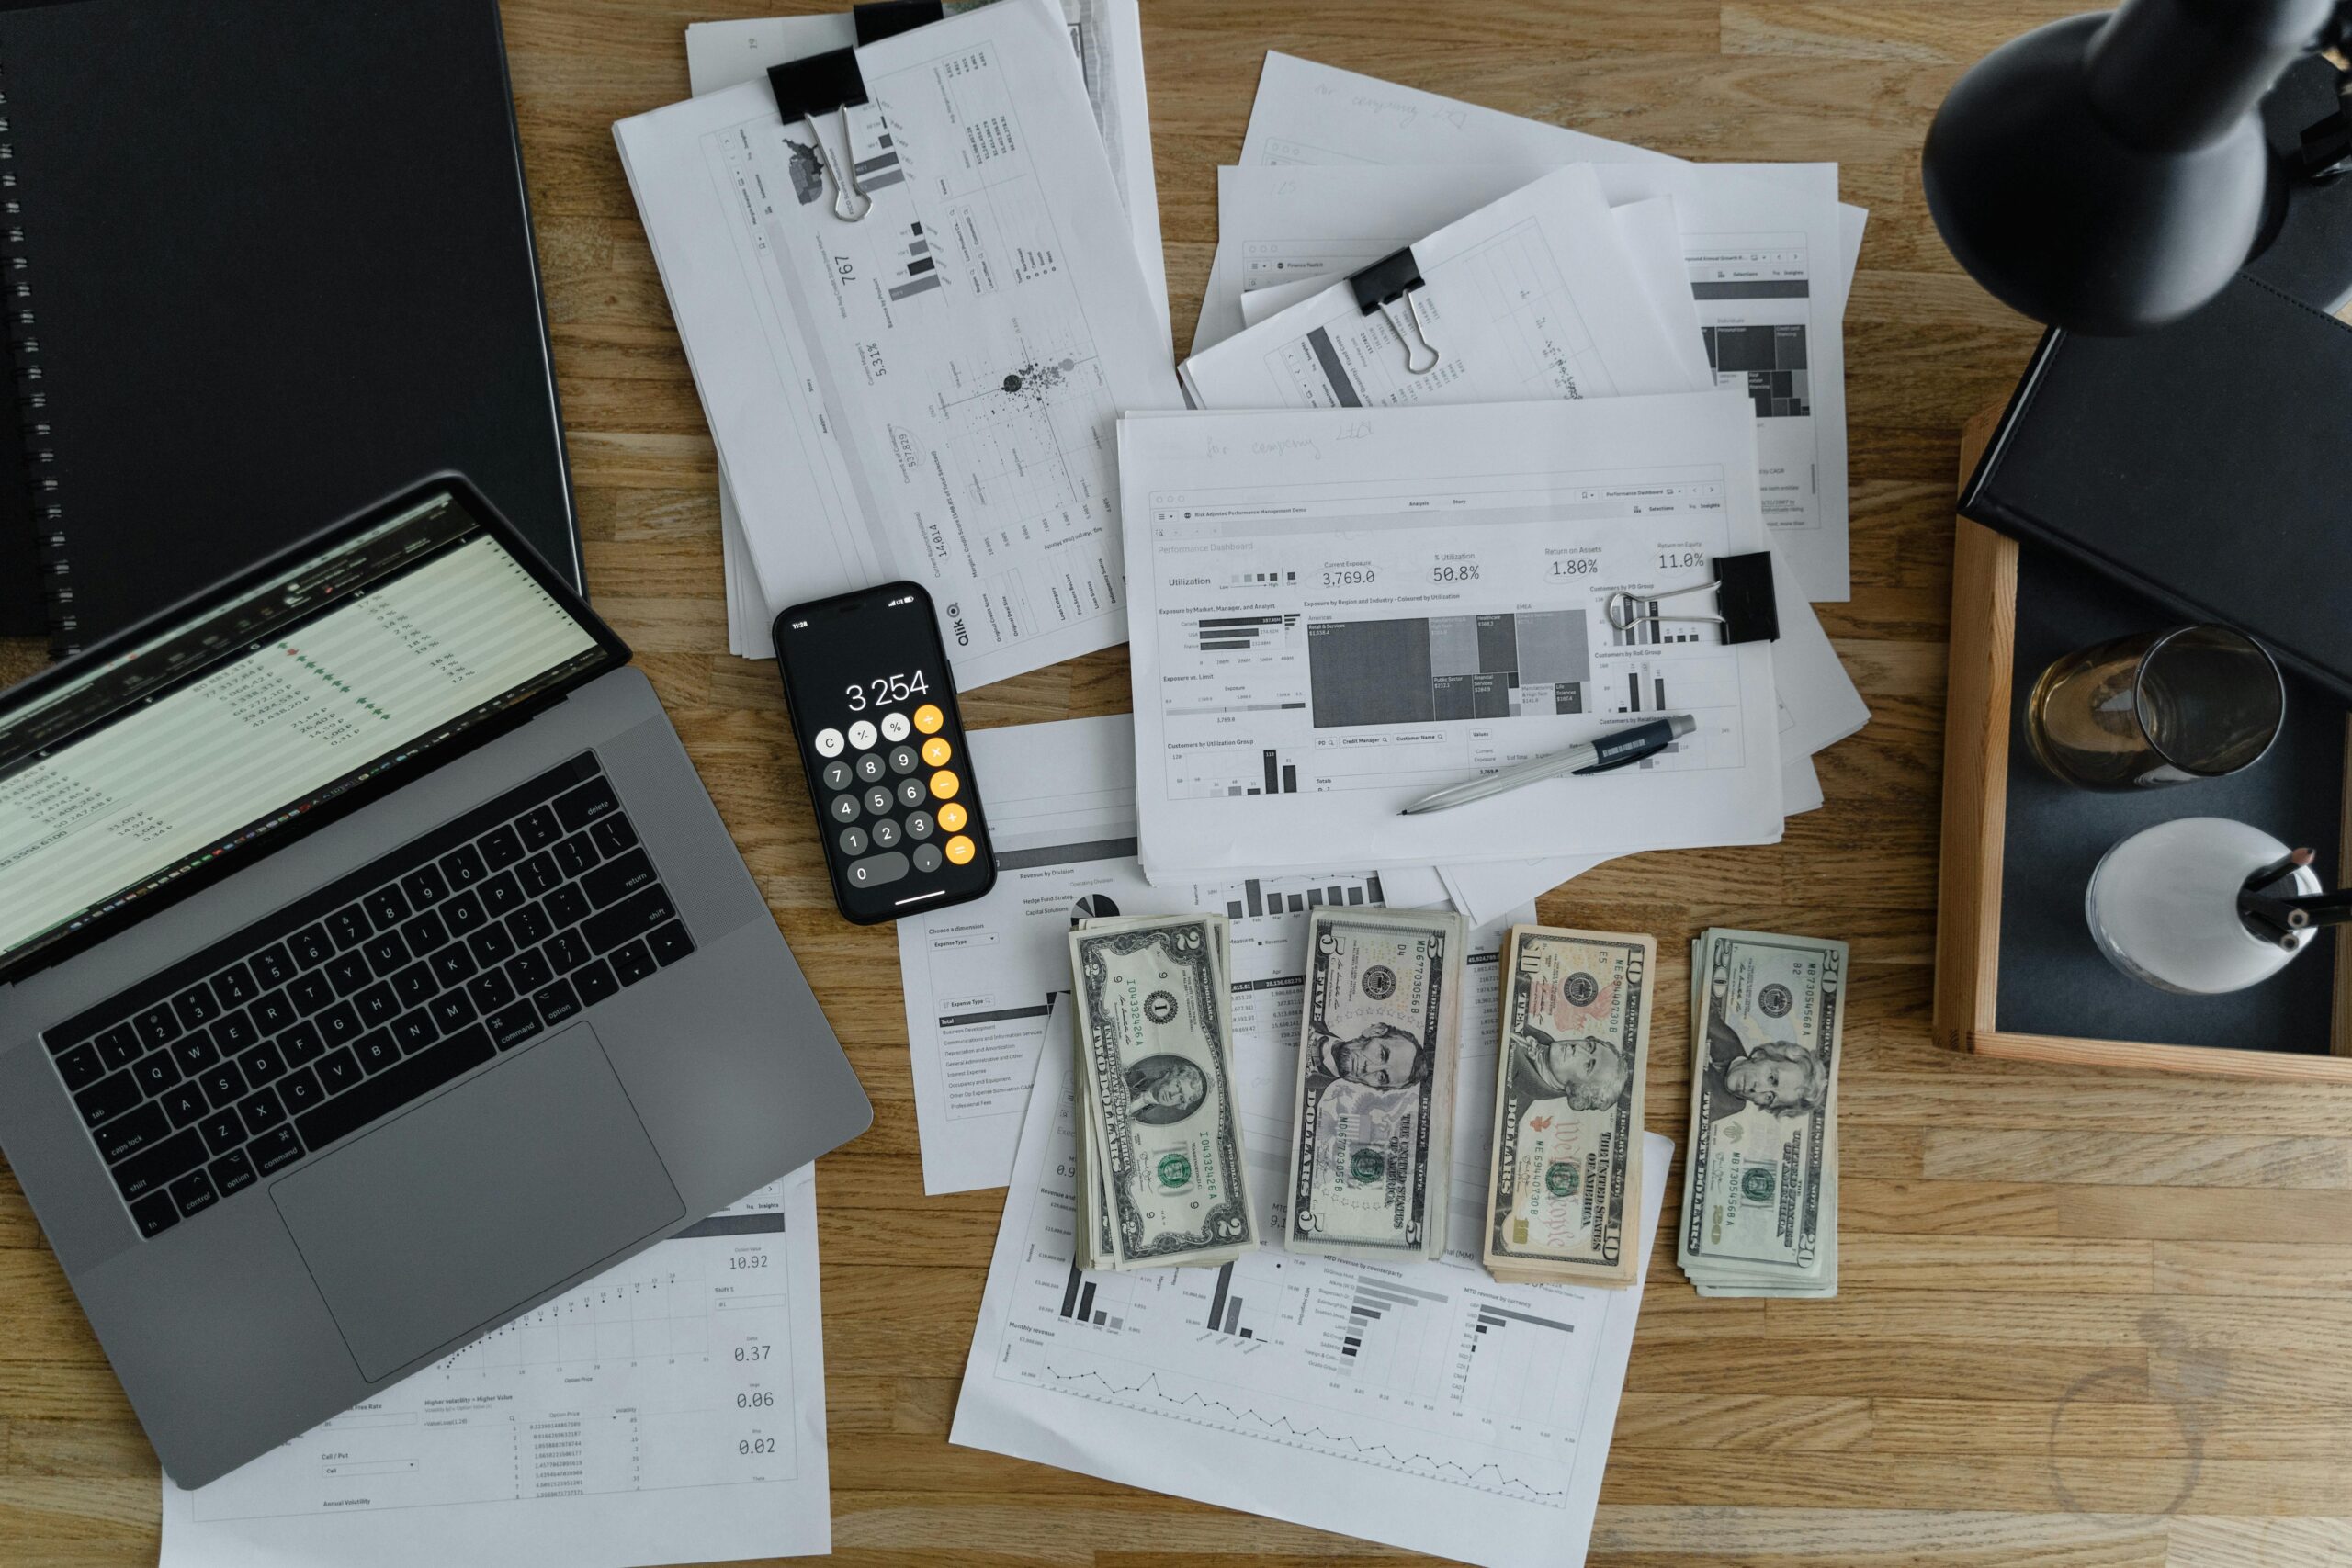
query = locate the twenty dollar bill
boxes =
[1678,928,1845,1296]
[1482,926,1654,1287]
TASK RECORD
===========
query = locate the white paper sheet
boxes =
[161,1168,831,1568]
[621,0,1182,688]
[952,1014,1671,1568]
[1433,750,1822,928]
[898,714,1471,1194]
[1204,160,1863,361]
[1199,165,1869,781]
[684,2,1170,659]
[1237,198,1706,339]
[1120,393,1785,880]
[1202,151,1850,604]
[1180,165,1691,411]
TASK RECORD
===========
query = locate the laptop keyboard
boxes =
[42,753,696,1242]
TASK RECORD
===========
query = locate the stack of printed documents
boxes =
[1119,54,1871,904]
[620,0,1179,688]
[679,2,1168,660]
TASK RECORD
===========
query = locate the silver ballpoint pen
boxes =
[1398,714,1698,816]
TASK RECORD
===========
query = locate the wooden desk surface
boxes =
[6,3,2350,1564]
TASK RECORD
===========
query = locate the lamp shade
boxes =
[1921,0,2332,334]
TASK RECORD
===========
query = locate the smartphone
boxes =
[773,582,995,924]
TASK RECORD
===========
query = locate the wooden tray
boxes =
[1934,409,2352,1081]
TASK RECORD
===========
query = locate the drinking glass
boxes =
[2025,624,2283,790]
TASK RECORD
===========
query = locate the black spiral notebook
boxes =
[1962,273,2352,707]
[0,0,582,650]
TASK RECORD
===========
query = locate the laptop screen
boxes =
[0,490,609,974]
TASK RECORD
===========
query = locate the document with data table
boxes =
[1119,394,1784,879]
[618,0,1181,690]
[161,1169,831,1568]
[1231,52,1860,601]
[953,1022,1670,1568]
[684,0,1169,658]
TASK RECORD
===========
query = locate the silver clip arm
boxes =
[1377,291,1441,375]
[802,109,872,222]
[1605,579,1724,635]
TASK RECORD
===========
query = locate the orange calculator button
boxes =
[922,736,953,767]
[944,834,977,866]
[912,704,944,735]
[928,769,960,801]
[938,802,967,832]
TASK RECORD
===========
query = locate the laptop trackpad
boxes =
[271,1023,685,1382]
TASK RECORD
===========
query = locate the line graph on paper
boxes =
[989,1093,1603,1506]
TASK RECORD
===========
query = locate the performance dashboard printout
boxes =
[1182,165,1694,413]
[953,1020,1672,1568]
[1120,394,1784,880]
[896,712,1533,1193]
[1233,52,1857,602]
[682,0,1168,659]
[159,1169,831,1568]
[617,0,1182,691]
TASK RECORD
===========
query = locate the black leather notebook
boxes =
[1962,273,2352,706]
[0,0,582,651]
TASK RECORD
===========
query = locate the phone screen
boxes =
[775,584,992,922]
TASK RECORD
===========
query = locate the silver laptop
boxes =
[0,479,870,1487]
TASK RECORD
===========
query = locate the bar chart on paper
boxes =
[984,1092,1620,1505]
[1218,871,1384,921]
[1170,744,1310,798]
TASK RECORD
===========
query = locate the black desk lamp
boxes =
[1922,0,2348,333]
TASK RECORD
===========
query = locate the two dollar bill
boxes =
[1069,913,1257,1270]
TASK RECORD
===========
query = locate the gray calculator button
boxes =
[837,825,868,857]
[820,760,853,793]
[847,851,910,888]
[910,842,944,874]
[829,794,862,824]
[864,785,895,817]
[872,818,903,849]
[897,776,927,808]
[905,810,934,840]
[888,744,920,775]
[855,752,887,784]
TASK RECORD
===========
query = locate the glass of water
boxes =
[2025,624,2283,790]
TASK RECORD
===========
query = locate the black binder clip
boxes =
[1348,247,1441,376]
[853,0,944,42]
[768,49,874,222]
[1604,551,1781,645]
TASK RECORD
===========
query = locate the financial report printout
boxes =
[1120,395,1784,878]
[618,0,1181,689]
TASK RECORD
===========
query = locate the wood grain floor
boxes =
[6,3,2349,1564]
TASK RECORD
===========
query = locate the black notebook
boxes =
[1962,274,2352,706]
[0,0,582,651]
